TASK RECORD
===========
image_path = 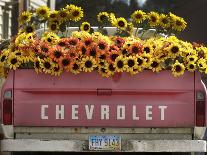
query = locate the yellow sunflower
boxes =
[20,49,35,63]
[70,61,81,74]
[48,10,58,21]
[186,62,196,72]
[165,43,181,58]
[81,56,97,72]
[70,6,84,22]
[97,12,109,23]
[24,24,35,33]
[171,60,185,77]
[48,22,59,32]
[34,58,42,73]
[141,53,152,68]
[7,53,21,70]
[147,12,160,27]
[0,50,9,65]
[80,22,91,32]
[116,17,128,30]
[18,11,32,25]
[51,63,63,76]
[197,58,206,72]
[41,32,59,44]
[143,43,153,54]
[36,6,50,19]
[109,13,117,26]
[149,59,162,72]
[131,10,146,24]
[58,9,69,23]
[186,54,198,63]
[159,14,170,29]
[170,14,187,32]
[114,55,126,72]
[40,57,54,74]
[125,56,138,73]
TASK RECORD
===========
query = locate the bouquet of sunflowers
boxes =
[0,4,207,78]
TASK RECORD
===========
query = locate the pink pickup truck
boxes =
[0,69,207,153]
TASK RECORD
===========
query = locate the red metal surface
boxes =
[10,69,198,127]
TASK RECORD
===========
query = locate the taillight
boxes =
[196,91,205,126]
[3,90,12,125]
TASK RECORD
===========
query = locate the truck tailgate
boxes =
[13,69,195,127]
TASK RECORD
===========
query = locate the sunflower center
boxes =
[84,25,89,31]
[41,47,48,53]
[100,15,107,21]
[72,10,80,17]
[90,50,96,57]
[122,49,127,55]
[151,61,158,68]
[109,64,115,71]
[189,58,194,61]
[85,40,92,46]
[117,60,124,68]
[50,24,57,31]
[189,64,194,69]
[128,59,135,67]
[171,46,179,53]
[11,58,17,65]
[135,14,142,19]
[50,14,56,18]
[151,16,157,22]
[39,10,46,15]
[70,53,76,58]
[35,61,40,68]
[22,15,29,20]
[54,67,60,72]
[54,51,61,58]
[144,47,150,53]
[132,46,139,54]
[100,54,106,60]
[69,40,77,46]
[98,43,106,50]
[85,60,92,68]
[175,65,181,72]
[62,59,70,66]
[162,18,168,24]
[81,46,86,54]
[118,21,125,27]
[58,42,66,46]
[137,58,143,65]
[44,62,51,69]
[111,54,118,61]
[1,56,6,62]
[47,38,52,42]
[73,63,79,70]
[176,20,182,26]
[60,11,67,18]
[26,26,34,33]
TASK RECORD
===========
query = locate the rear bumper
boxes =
[1,139,206,152]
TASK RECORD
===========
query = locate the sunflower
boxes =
[170,14,187,32]
[97,12,109,23]
[0,50,9,65]
[83,38,93,47]
[34,57,42,73]
[80,22,91,32]
[166,43,181,58]
[114,55,126,72]
[159,14,170,29]
[70,61,81,74]
[186,62,196,72]
[48,10,58,21]
[96,40,109,54]
[116,17,128,30]
[114,37,125,48]
[149,59,162,72]
[19,49,35,63]
[137,55,148,69]
[131,10,146,24]
[40,57,54,74]
[147,12,160,27]
[171,60,185,77]
[36,6,50,19]
[48,22,59,32]
[197,58,206,72]
[86,45,99,59]
[38,42,50,56]
[186,54,198,63]
[143,43,153,54]
[59,56,72,71]
[129,42,143,55]
[41,32,59,44]
[125,56,138,73]
[51,63,63,76]
[109,13,117,26]
[7,53,20,70]
[67,37,79,47]
[107,50,120,63]
[106,63,116,76]
[70,6,83,22]
[81,56,97,72]
[49,46,64,62]
[24,24,35,33]
[18,11,32,25]
[58,9,69,22]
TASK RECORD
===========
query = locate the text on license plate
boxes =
[89,135,121,151]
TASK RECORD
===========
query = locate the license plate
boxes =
[89,135,121,151]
